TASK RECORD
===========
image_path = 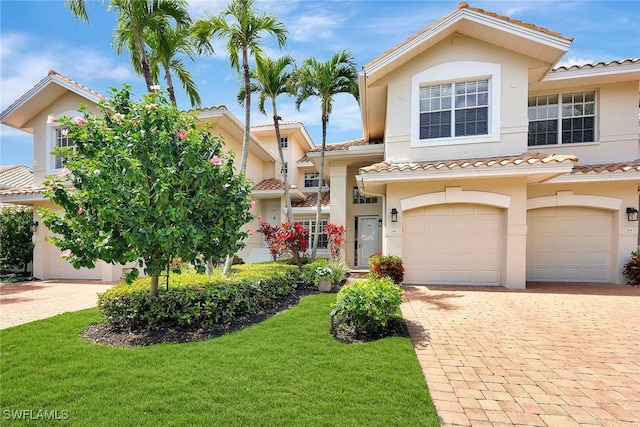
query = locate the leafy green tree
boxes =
[41,86,252,294]
[193,0,287,173]
[0,207,34,274]
[292,51,359,259]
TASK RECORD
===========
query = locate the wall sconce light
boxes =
[390,208,398,223]
[378,218,383,227]
[626,207,638,222]
[31,221,39,233]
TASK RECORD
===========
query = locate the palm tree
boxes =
[110,0,191,92]
[292,51,359,259]
[240,55,301,266]
[193,0,287,173]
[147,24,206,107]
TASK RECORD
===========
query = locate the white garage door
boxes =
[526,207,611,282]
[48,245,101,280]
[403,204,503,285]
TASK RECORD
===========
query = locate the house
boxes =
[1,3,639,288]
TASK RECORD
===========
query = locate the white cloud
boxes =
[288,13,343,42]
[556,56,594,68]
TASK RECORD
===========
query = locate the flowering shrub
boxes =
[258,216,308,267]
[331,277,404,334]
[325,223,346,259]
[315,266,332,278]
[40,86,252,294]
[623,250,640,286]
[368,254,405,284]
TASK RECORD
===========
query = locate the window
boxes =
[280,162,288,175]
[280,137,288,149]
[304,172,325,188]
[353,187,378,204]
[298,219,328,249]
[54,128,74,169]
[419,79,489,139]
[528,91,595,146]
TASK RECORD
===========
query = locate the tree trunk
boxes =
[311,114,328,260]
[137,32,154,92]
[165,65,177,106]
[150,274,159,295]
[240,48,251,173]
[223,255,232,275]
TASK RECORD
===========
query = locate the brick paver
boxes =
[0,280,116,329]
[402,283,640,426]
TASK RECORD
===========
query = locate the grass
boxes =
[0,293,439,426]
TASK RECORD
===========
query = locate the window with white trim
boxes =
[280,137,288,149]
[419,79,489,139]
[53,128,73,169]
[528,91,595,146]
[304,172,325,188]
[280,162,288,175]
[298,219,328,249]
[353,187,377,204]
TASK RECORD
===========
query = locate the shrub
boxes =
[623,250,640,286]
[98,263,302,330]
[0,206,34,274]
[368,254,405,284]
[331,277,404,334]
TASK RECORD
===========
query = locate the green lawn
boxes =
[0,294,439,426]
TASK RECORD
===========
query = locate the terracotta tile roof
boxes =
[297,155,312,164]
[0,185,48,197]
[365,2,571,69]
[308,138,383,153]
[292,191,330,208]
[0,165,33,189]
[252,121,304,129]
[571,160,640,175]
[360,152,578,174]
[48,70,106,101]
[251,178,299,191]
[552,58,640,72]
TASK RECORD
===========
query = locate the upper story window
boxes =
[353,187,378,204]
[46,111,79,174]
[411,62,501,147]
[54,128,73,169]
[528,91,596,146]
[419,79,489,139]
[304,172,325,188]
[280,162,288,175]
[280,137,288,149]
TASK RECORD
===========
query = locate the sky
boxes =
[1,0,638,166]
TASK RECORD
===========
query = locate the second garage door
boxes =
[526,207,612,282]
[403,204,503,285]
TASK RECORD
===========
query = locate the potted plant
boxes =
[315,266,333,292]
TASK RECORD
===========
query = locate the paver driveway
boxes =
[402,283,640,427]
[0,280,115,329]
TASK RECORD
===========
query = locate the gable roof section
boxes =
[0,165,33,190]
[547,159,640,183]
[535,57,640,89]
[1,70,105,131]
[306,138,383,153]
[362,2,572,84]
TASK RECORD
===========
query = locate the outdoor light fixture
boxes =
[626,207,638,222]
[378,218,383,227]
[390,208,398,223]
[31,221,39,233]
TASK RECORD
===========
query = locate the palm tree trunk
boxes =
[164,65,177,106]
[311,114,328,259]
[240,47,251,173]
[137,33,154,91]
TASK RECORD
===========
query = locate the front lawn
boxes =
[0,293,439,426]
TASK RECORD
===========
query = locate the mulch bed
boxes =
[79,284,410,348]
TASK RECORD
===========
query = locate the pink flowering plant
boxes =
[41,86,252,294]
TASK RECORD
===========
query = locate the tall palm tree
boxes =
[110,0,191,92]
[147,24,205,107]
[240,55,301,265]
[292,51,359,259]
[193,0,287,173]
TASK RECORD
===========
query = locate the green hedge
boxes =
[98,263,303,330]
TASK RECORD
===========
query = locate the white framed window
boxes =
[53,128,73,169]
[298,219,328,249]
[411,62,501,147]
[280,137,288,149]
[353,187,377,204]
[528,90,596,146]
[46,110,78,174]
[280,162,288,175]
[304,172,325,188]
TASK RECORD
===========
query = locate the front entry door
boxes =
[357,216,379,268]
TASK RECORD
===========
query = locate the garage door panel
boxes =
[527,207,611,283]
[403,203,503,285]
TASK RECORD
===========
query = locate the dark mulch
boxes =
[330,317,410,344]
[80,282,410,348]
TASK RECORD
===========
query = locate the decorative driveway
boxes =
[402,283,640,426]
[0,280,115,329]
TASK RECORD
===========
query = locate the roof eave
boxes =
[542,171,640,184]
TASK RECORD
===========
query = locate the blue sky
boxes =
[1,0,638,166]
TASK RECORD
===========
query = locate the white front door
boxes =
[357,216,379,268]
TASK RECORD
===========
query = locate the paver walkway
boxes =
[402,283,640,427]
[0,280,116,329]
